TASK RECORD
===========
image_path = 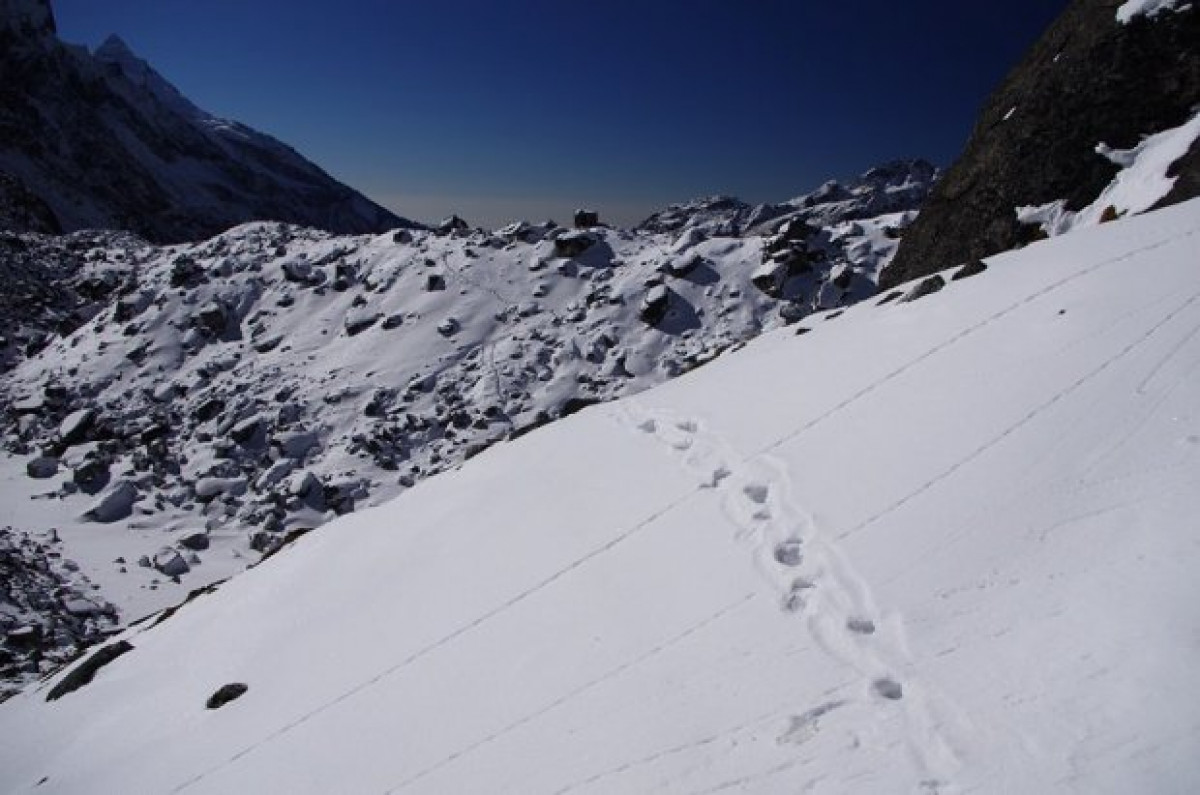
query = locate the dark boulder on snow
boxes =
[903,275,946,303]
[45,641,134,702]
[178,532,209,551]
[73,458,110,495]
[883,1,1200,287]
[195,301,229,337]
[206,682,248,709]
[152,547,189,577]
[83,480,139,523]
[58,408,95,447]
[639,284,670,326]
[26,456,58,479]
[553,231,597,258]
[952,259,989,281]
[344,311,380,336]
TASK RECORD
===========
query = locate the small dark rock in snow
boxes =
[178,532,209,551]
[206,682,249,709]
[344,311,379,336]
[153,547,189,577]
[951,259,988,281]
[425,273,446,291]
[903,274,946,303]
[26,456,59,479]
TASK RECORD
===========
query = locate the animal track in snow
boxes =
[872,677,904,701]
[773,539,803,567]
[614,398,959,788]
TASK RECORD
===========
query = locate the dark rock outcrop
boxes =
[45,640,133,701]
[882,1,1200,288]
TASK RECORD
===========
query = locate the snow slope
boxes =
[2,198,1199,793]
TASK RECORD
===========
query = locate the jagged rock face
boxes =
[881,0,1200,288]
[0,2,417,243]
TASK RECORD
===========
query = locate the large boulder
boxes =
[26,456,58,479]
[83,479,139,523]
[58,408,94,447]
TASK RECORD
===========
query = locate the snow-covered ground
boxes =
[0,164,928,662]
[3,197,1197,793]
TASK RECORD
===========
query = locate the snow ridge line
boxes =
[384,593,758,793]
[755,229,1198,460]
[170,461,709,792]
[613,400,959,790]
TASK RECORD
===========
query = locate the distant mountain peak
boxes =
[0,0,418,241]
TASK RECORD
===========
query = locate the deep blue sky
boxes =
[53,0,1066,228]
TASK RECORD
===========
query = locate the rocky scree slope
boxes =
[637,159,937,245]
[882,0,1200,287]
[0,169,931,697]
[0,0,414,243]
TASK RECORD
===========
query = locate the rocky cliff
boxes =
[0,0,416,243]
[881,0,1200,288]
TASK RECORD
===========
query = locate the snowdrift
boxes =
[2,199,1199,793]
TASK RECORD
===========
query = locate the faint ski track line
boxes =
[384,593,757,793]
[754,230,1198,459]
[171,474,707,793]
[835,282,1200,541]
[1135,312,1200,395]
[552,704,797,795]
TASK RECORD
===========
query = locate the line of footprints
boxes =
[621,403,904,700]
[617,400,957,788]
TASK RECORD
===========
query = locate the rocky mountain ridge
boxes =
[0,0,415,243]
[882,0,1200,287]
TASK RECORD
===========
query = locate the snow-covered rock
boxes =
[82,480,138,523]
